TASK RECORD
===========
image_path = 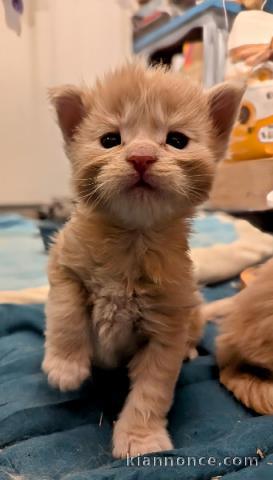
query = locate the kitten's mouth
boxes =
[128,175,156,191]
[132,178,154,190]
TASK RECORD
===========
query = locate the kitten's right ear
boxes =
[49,85,88,142]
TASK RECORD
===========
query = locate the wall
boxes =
[0,0,131,205]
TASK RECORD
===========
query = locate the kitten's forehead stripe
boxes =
[88,63,210,142]
[95,65,202,109]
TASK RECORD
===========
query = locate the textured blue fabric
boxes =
[263,0,273,12]
[190,214,237,248]
[0,297,272,480]
[0,214,47,290]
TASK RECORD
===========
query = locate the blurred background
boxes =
[1,0,131,206]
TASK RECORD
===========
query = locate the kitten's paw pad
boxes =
[42,355,90,392]
[112,423,173,458]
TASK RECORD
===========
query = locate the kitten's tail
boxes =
[220,365,273,414]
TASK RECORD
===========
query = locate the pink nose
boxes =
[127,155,157,175]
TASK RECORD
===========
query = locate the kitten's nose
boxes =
[127,155,157,175]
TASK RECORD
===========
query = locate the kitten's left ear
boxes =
[207,81,246,160]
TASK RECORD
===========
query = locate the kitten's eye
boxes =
[166,131,189,149]
[100,132,121,149]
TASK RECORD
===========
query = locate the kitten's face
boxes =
[51,64,244,228]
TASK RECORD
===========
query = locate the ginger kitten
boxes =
[214,258,273,414]
[42,63,243,458]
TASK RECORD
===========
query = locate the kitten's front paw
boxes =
[42,353,90,392]
[112,420,173,458]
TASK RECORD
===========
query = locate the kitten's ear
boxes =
[207,81,246,159]
[49,85,89,141]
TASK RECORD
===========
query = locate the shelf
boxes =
[133,0,242,55]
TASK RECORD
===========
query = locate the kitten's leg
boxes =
[112,338,184,458]
[185,303,204,360]
[42,267,92,392]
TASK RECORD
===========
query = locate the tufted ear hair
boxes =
[207,81,246,160]
[49,85,90,142]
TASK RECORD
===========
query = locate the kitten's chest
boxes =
[80,231,184,368]
[87,276,146,368]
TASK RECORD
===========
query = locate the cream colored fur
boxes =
[205,258,273,414]
[42,63,244,457]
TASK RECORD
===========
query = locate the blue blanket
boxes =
[0,298,273,480]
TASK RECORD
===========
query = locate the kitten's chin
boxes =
[102,192,186,229]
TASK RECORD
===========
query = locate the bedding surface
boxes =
[0,297,272,480]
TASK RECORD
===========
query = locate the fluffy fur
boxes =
[210,258,273,414]
[42,63,244,457]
